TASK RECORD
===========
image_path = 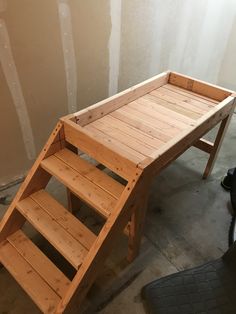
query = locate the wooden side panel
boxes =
[169,72,232,101]
[63,71,170,126]
[63,120,139,181]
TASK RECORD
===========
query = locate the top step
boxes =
[41,148,125,218]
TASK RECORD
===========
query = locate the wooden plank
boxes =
[110,110,172,142]
[31,190,97,250]
[119,105,182,137]
[55,149,125,199]
[151,89,207,115]
[163,83,218,105]
[87,119,156,157]
[7,230,70,298]
[41,155,117,218]
[129,99,191,130]
[140,96,235,175]
[193,138,214,154]
[148,91,201,119]
[142,94,196,125]
[0,240,60,313]
[158,86,213,112]
[17,197,88,269]
[63,120,138,181]
[98,115,164,149]
[62,71,170,126]
[79,123,146,163]
[169,72,232,101]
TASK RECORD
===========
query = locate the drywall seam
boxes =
[57,0,77,113]
[108,0,122,96]
[0,0,6,12]
[0,19,36,160]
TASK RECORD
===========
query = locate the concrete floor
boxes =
[0,114,235,314]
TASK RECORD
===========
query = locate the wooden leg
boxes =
[203,113,234,179]
[67,189,82,215]
[127,192,149,262]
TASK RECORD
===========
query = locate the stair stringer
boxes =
[0,122,65,243]
[55,167,149,313]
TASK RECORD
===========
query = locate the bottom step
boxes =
[0,230,71,314]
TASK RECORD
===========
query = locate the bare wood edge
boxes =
[193,138,214,154]
[0,122,65,241]
[169,72,234,102]
[55,169,145,313]
[62,119,139,181]
[61,71,171,126]
[139,96,235,175]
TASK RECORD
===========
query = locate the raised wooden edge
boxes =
[140,96,236,175]
[169,72,234,102]
[61,71,170,126]
[62,120,138,181]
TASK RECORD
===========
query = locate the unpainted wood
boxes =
[62,71,170,126]
[169,72,232,101]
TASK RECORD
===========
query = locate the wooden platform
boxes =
[0,71,235,313]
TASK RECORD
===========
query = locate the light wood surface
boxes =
[0,71,235,314]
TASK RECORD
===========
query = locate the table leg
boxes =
[127,192,149,262]
[203,112,234,179]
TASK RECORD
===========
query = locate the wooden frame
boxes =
[0,71,235,313]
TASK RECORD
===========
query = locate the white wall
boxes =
[117,0,236,91]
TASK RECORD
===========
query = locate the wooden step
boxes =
[0,230,71,313]
[41,149,125,218]
[17,191,93,269]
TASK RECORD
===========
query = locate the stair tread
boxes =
[41,149,122,218]
[55,148,125,199]
[0,230,67,314]
[31,190,96,250]
[17,196,88,269]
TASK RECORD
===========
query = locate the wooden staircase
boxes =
[0,120,146,313]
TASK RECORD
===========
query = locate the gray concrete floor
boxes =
[0,114,235,314]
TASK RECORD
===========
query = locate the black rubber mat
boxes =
[142,243,236,314]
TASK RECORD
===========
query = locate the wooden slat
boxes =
[169,72,232,101]
[163,83,218,105]
[119,105,181,137]
[142,94,196,125]
[151,89,206,115]
[63,120,138,181]
[110,110,172,142]
[98,115,164,149]
[129,99,191,130]
[7,230,70,298]
[31,190,96,250]
[81,124,146,162]
[0,240,60,314]
[158,86,213,111]
[54,149,125,199]
[41,155,117,218]
[86,119,156,157]
[17,197,88,269]
[147,91,201,120]
[64,71,170,126]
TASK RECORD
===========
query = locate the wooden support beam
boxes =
[193,138,214,154]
